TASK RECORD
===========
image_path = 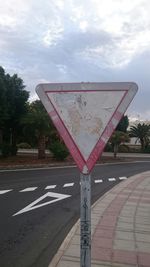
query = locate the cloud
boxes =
[0,0,150,119]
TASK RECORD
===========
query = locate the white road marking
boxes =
[108,178,116,181]
[45,185,56,189]
[13,192,71,216]
[0,175,127,195]
[63,183,74,187]
[94,179,103,183]
[119,176,127,180]
[0,190,12,194]
[20,187,37,192]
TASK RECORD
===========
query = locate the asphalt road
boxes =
[0,161,150,267]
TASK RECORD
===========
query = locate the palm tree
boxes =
[129,123,150,150]
[110,131,130,158]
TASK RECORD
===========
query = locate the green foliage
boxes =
[0,143,11,158]
[129,123,150,150]
[110,131,130,146]
[128,146,141,153]
[141,145,150,153]
[104,143,113,152]
[17,142,31,149]
[118,144,129,153]
[22,100,54,159]
[23,100,52,136]
[109,131,130,158]
[116,115,129,133]
[0,67,8,130]
[49,141,69,161]
[0,66,29,157]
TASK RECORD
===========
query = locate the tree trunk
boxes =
[0,129,3,146]
[38,134,46,159]
[11,128,18,156]
[140,138,145,151]
[113,144,118,158]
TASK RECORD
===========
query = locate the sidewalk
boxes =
[49,171,150,267]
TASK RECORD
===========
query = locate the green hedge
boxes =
[49,141,69,161]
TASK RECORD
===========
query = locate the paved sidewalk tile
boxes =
[115,231,134,241]
[113,239,136,251]
[49,171,150,267]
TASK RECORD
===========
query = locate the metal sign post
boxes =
[80,173,91,267]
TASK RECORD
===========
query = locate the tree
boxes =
[23,100,53,159]
[5,73,29,153]
[0,67,8,145]
[116,115,129,133]
[110,131,130,158]
[129,123,150,150]
[0,67,29,156]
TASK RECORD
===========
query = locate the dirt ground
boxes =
[0,153,132,169]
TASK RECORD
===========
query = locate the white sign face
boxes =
[48,91,125,161]
[36,82,138,173]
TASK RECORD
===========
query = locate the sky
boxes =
[0,0,150,121]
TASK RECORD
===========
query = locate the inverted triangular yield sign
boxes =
[36,82,138,173]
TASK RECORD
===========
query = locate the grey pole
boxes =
[80,173,91,267]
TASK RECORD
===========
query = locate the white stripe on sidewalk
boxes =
[94,179,103,183]
[119,176,127,180]
[20,187,37,192]
[108,178,116,181]
[45,185,56,189]
[0,190,12,194]
[63,183,74,187]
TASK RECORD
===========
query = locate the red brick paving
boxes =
[93,228,114,239]
[91,247,112,261]
[91,173,150,266]
[92,237,113,249]
[112,250,137,265]
[138,252,150,267]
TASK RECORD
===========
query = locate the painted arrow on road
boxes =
[13,192,71,216]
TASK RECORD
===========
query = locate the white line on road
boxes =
[94,179,103,183]
[13,192,71,216]
[45,185,56,189]
[63,183,74,187]
[108,178,116,182]
[119,176,127,180]
[0,176,128,195]
[0,190,12,194]
[20,187,37,192]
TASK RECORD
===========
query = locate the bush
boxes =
[49,141,69,161]
[142,146,150,153]
[17,142,31,149]
[118,144,129,153]
[128,146,141,153]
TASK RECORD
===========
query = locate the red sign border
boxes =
[36,82,138,173]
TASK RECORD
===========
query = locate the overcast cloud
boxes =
[0,0,150,120]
